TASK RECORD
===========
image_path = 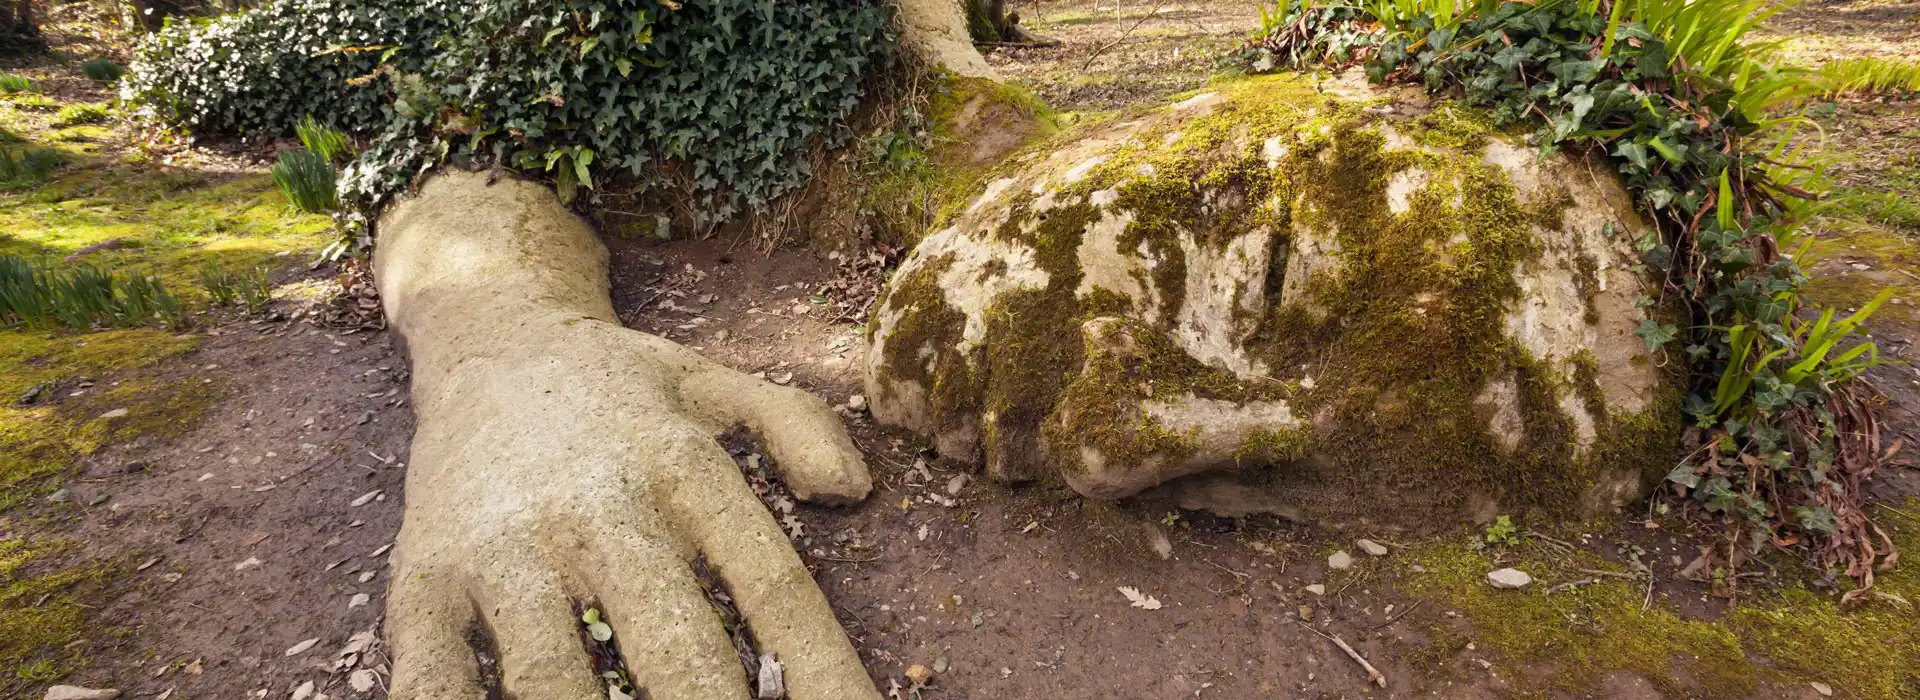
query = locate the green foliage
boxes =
[1244,0,1895,581]
[0,74,29,94]
[1,255,189,331]
[1483,515,1518,545]
[0,147,63,185]
[50,103,109,128]
[80,58,125,83]
[130,0,894,238]
[1813,57,1920,98]
[271,149,337,214]
[295,115,349,163]
[125,0,460,136]
[199,262,273,313]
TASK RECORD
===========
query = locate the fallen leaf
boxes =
[349,490,382,507]
[185,658,202,676]
[349,669,377,693]
[1117,586,1163,610]
[285,638,320,656]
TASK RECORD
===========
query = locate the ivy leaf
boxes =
[1612,140,1651,169]
[1792,505,1838,534]
[1635,319,1678,351]
[1665,463,1702,489]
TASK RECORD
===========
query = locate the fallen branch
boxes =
[1296,622,1387,688]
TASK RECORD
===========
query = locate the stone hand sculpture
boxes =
[375,171,880,700]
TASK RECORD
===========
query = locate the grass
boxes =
[0,147,63,185]
[271,148,337,214]
[49,103,108,129]
[79,59,123,83]
[0,74,29,94]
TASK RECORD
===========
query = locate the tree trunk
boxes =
[1,0,41,53]
[126,0,173,33]
[964,0,1015,43]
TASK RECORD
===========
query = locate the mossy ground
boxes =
[3,34,332,689]
[1394,500,1920,699]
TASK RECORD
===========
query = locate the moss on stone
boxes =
[880,74,1677,516]
[875,253,981,428]
[1046,317,1289,481]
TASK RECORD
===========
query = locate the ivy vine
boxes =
[1243,0,1894,596]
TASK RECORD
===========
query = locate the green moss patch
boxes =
[1,165,332,296]
[0,539,121,693]
[1400,499,1920,698]
[0,329,204,509]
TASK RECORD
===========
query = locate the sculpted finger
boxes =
[472,546,602,700]
[576,505,750,700]
[676,364,872,505]
[385,558,486,700]
[653,435,883,700]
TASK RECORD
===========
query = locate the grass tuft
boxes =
[79,59,124,83]
[270,148,337,214]
[50,103,109,128]
[295,115,349,163]
[0,148,63,185]
[0,255,190,331]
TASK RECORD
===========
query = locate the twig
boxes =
[1574,567,1640,580]
[1872,501,1917,520]
[1526,531,1581,551]
[1545,579,1594,596]
[1369,599,1426,630]
[1295,622,1387,688]
[1081,0,1171,71]
[1205,559,1250,580]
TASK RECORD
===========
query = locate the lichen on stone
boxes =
[866,73,1679,525]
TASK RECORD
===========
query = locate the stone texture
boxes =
[866,73,1674,527]
[1487,568,1534,589]
[44,688,120,700]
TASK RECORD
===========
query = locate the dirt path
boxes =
[35,311,412,699]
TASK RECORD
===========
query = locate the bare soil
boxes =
[10,300,414,699]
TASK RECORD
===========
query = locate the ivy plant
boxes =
[1244,0,1894,596]
[128,0,893,241]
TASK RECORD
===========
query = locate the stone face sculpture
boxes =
[376,171,881,700]
[865,75,1681,526]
